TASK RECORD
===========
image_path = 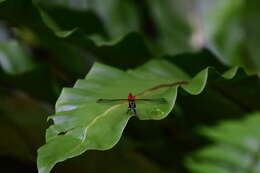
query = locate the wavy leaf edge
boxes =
[37,59,255,173]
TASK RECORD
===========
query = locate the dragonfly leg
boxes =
[133,108,137,116]
[126,108,131,114]
[126,108,137,116]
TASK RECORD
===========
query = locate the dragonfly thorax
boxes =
[128,93,135,101]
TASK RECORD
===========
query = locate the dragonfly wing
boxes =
[135,98,167,104]
[97,98,167,104]
[96,99,128,103]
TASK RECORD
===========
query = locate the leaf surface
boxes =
[37,59,240,173]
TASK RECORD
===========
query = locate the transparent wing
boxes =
[135,98,167,104]
[97,98,167,104]
[96,99,128,103]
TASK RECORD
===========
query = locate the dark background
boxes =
[0,0,260,172]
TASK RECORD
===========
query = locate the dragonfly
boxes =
[97,93,167,115]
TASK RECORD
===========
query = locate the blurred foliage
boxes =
[0,38,35,75]
[186,111,260,173]
[0,0,259,173]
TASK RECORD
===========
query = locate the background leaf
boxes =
[0,24,35,74]
[33,0,141,41]
[148,0,244,64]
[186,111,260,173]
[243,0,260,74]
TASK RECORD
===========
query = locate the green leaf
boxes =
[186,111,260,173]
[0,39,35,75]
[148,0,193,55]
[37,59,243,173]
[30,1,152,69]
[244,0,260,73]
[33,0,140,41]
[36,7,78,38]
[149,0,244,65]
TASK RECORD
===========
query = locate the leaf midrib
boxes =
[67,102,127,155]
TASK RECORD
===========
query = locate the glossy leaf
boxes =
[37,59,241,173]
[186,111,260,173]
